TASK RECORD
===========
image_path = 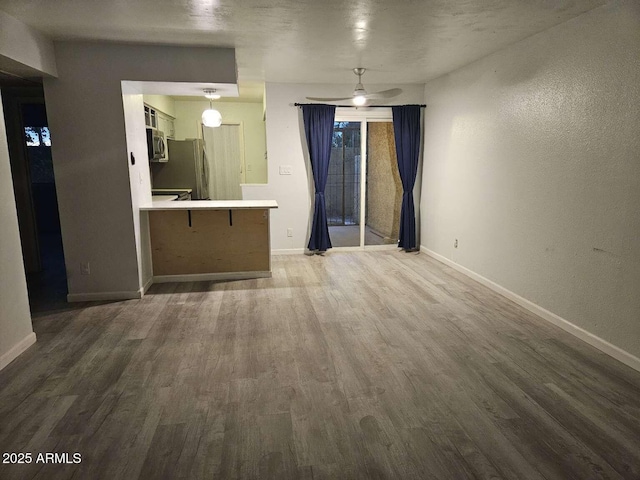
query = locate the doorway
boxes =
[2,87,67,313]
[326,121,361,247]
[364,122,402,246]
[325,115,402,249]
[202,123,244,200]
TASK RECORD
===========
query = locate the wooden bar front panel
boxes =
[149,209,270,276]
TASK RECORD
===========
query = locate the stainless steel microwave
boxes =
[146,128,166,162]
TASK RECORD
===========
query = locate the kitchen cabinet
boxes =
[144,105,156,128]
[159,113,175,139]
[144,104,175,139]
[141,200,278,281]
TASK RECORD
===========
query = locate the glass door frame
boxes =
[332,107,397,251]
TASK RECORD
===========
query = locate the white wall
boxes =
[174,100,267,184]
[0,12,53,369]
[43,42,236,300]
[420,0,640,360]
[122,87,153,290]
[244,83,424,251]
[0,92,36,370]
[0,11,57,77]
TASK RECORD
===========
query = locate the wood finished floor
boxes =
[1,251,640,480]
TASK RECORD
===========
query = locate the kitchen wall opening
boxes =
[144,88,267,203]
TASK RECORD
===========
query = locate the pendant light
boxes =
[202,89,222,127]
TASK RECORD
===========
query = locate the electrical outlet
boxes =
[454,239,458,248]
[80,261,91,275]
[279,165,293,175]
[287,228,293,237]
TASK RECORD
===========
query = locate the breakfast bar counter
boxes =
[141,200,278,282]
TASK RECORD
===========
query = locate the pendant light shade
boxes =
[202,108,222,127]
[202,89,222,127]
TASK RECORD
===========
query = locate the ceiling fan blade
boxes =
[305,96,353,102]
[364,88,403,100]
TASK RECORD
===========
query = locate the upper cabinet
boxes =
[144,105,156,129]
[159,113,176,139]
[144,104,175,139]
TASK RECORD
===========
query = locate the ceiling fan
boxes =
[306,68,402,106]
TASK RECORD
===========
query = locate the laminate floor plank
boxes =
[1,250,640,479]
[459,347,622,480]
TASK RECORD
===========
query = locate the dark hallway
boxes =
[1,86,67,314]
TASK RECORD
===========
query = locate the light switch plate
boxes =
[279,165,293,175]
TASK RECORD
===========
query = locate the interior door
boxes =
[202,124,243,200]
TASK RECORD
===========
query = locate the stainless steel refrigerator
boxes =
[150,139,209,200]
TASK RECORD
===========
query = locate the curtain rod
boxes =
[293,103,426,108]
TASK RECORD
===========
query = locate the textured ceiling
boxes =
[0,0,605,84]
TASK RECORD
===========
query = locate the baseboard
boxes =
[272,248,305,255]
[422,246,640,373]
[0,332,37,371]
[153,271,271,283]
[272,245,398,255]
[361,244,399,251]
[67,290,143,302]
[141,276,154,296]
[70,272,271,298]
[330,245,399,252]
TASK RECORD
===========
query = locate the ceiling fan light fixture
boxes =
[352,77,367,105]
[352,93,367,106]
[352,69,368,105]
[304,67,403,104]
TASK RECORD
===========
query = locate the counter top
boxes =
[152,195,179,202]
[152,188,193,194]
[141,199,278,211]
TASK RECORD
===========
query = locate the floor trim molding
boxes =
[0,332,37,371]
[153,271,271,283]
[272,248,306,255]
[422,247,640,373]
[67,290,142,302]
[331,245,398,252]
[272,246,398,255]
[140,276,154,296]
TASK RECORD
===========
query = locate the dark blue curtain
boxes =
[392,105,422,251]
[302,104,336,251]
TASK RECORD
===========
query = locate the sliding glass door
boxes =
[365,121,402,246]
[326,114,400,249]
[326,122,361,247]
